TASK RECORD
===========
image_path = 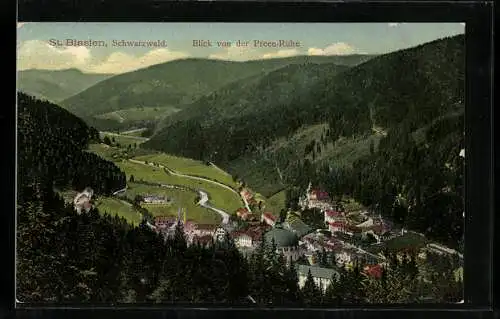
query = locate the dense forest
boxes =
[18,93,126,194]
[17,180,461,303]
[143,34,465,248]
[17,93,461,304]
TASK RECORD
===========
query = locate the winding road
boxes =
[129,159,252,212]
[128,159,243,224]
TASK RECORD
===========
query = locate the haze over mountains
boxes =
[17,34,464,199]
[17,68,112,102]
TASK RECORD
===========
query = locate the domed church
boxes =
[264,223,302,262]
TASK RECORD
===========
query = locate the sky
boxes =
[17,22,465,74]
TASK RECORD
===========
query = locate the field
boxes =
[100,132,149,146]
[263,190,286,215]
[95,106,180,123]
[134,153,238,188]
[94,197,142,226]
[88,143,155,161]
[384,232,428,252]
[123,182,221,224]
[117,160,244,214]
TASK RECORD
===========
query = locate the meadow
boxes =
[134,153,238,188]
[94,197,142,226]
[123,182,222,224]
[117,160,243,214]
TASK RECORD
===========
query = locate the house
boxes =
[240,189,253,201]
[261,212,277,227]
[213,226,228,242]
[309,190,330,201]
[73,187,94,214]
[193,224,218,237]
[154,216,177,228]
[236,207,253,220]
[363,264,383,279]
[328,221,347,233]
[297,265,340,292]
[324,210,343,223]
[232,224,269,248]
[143,195,167,204]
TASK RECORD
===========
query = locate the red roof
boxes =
[328,221,346,227]
[311,190,330,198]
[325,210,342,217]
[262,212,276,221]
[236,207,249,214]
[364,264,383,278]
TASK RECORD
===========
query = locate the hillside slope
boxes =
[17,69,112,102]
[60,55,374,127]
[18,92,126,194]
[143,34,464,199]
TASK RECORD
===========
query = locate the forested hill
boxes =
[17,92,126,194]
[153,62,350,136]
[143,34,464,165]
[60,55,373,119]
[18,68,112,103]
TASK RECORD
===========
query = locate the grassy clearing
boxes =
[96,106,180,123]
[94,196,142,226]
[117,160,243,214]
[121,128,148,137]
[100,132,149,146]
[134,153,238,188]
[124,182,221,224]
[88,143,155,161]
[264,190,286,215]
[385,232,428,252]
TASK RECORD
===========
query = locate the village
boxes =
[133,182,463,292]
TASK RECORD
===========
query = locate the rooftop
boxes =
[297,265,339,279]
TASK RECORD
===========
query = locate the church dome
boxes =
[264,226,298,248]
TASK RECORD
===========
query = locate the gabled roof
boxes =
[364,264,383,278]
[297,265,339,279]
[325,210,342,217]
[262,212,276,221]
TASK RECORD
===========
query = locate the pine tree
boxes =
[302,270,320,306]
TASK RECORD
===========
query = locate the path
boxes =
[129,159,252,212]
[121,128,147,135]
[101,131,149,141]
[197,190,230,224]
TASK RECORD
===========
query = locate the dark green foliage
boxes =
[18,68,112,103]
[18,93,126,195]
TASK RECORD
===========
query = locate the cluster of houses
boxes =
[147,184,429,290]
[73,187,94,214]
[143,194,169,204]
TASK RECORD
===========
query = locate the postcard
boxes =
[16,22,465,305]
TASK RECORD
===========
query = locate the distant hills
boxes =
[17,68,112,103]
[143,34,465,196]
[58,55,374,130]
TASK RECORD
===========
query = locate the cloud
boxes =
[261,49,300,59]
[17,22,25,29]
[88,48,188,73]
[17,40,91,70]
[209,46,256,61]
[17,40,189,73]
[209,46,299,61]
[307,42,360,56]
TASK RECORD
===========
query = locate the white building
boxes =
[297,265,339,292]
[73,187,94,214]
